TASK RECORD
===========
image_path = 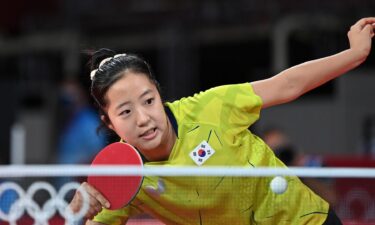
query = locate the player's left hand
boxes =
[347,17,375,59]
[68,182,110,220]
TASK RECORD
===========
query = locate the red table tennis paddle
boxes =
[87,142,143,210]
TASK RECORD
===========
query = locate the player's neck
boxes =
[160,117,176,160]
[144,117,176,162]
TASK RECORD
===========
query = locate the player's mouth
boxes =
[140,128,157,140]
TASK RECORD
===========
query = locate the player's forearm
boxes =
[281,48,367,98]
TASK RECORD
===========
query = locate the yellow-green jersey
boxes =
[93,83,329,225]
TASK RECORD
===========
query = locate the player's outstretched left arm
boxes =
[252,17,375,109]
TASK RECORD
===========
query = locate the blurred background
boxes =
[1,0,375,166]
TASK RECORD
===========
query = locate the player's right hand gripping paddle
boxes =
[87,142,143,210]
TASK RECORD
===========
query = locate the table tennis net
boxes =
[0,165,374,225]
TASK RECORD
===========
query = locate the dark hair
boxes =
[89,48,161,124]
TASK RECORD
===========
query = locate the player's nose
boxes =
[135,108,151,126]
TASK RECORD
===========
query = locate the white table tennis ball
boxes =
[270,176,288,194]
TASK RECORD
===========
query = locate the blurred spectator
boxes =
[262,127,338,208]
[56,80,107,165]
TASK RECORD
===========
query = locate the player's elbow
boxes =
[274,76,302,105]
[282,85,302,103]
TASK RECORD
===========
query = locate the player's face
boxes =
[105,72,175,161]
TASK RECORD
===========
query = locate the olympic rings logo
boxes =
[0,181,89,225]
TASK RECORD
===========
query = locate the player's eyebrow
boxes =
[138,89,153,100]
[115,101,130,111]
[115,89,154,111]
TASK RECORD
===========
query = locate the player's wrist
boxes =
[348,47,370,63]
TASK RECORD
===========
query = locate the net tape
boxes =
[1,165,375,178]
[1,165,375,225]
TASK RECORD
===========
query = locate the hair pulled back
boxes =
[89,48,161,123]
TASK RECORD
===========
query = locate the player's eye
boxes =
[119,109,131,116]
[145,98,154,105]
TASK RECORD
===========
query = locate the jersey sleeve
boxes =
[167,83,263,132]
[92,204,142,225]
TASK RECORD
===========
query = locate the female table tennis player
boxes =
[69,17,375,225]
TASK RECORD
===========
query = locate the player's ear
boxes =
[101,115,114,130]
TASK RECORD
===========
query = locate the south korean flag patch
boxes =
[189,140,215,166]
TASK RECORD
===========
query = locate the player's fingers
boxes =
[88,195,104,213]
[88,198,103,216]
[82,182,111,209]
[68,184,103,219]
[350,18,373,33]
[362,24,374,34]
[85,206,101,220]
[68,190,84,213]
[80,195,103,219]
[68,202,79,213]
[353,17,375,30]
[360,24,375,40]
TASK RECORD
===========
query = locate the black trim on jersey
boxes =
[241,204,253,213]
[165,106,179,138]
[322,208,343,225]
[207,130,212,142]
[300,211,328,218]
[198,210,203,225]
[213,177,225,190]
[213,130,223,146]
[187,125,200,133]
[247,159,255,168]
